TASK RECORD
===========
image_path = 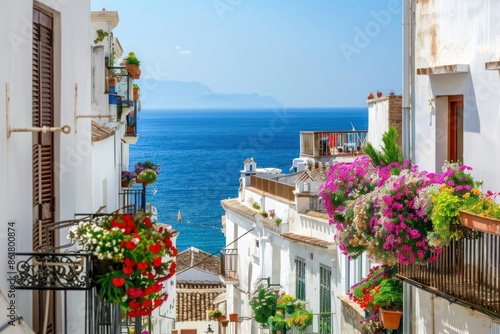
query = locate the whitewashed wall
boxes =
[0,0,92,331]
[413,1,500,192]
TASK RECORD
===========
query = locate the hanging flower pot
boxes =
[379,308,403,330]
[459,210,500,236]
[217,315,226,322]
[220,319,229,328]
[367,92,374,99]
[108,76,117,87]
[376,90,383,98]
[229,313,238,322]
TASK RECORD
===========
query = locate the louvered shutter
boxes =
[32,8,54,251]
[295,257,306,300]
[319,265,332,334]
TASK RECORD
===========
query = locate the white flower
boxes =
[105,242,111,247]
[114,247,119,253]
[131,237,140,244]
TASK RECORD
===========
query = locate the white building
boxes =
[398,1,500,333]
[0,4,174,333]
[220,136,377,334]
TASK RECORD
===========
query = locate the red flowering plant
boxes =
[67,214,177,317]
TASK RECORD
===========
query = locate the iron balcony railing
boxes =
[119,188,146,214]
[250,175,295,202]
[108,66,133,108]
[220,249,238,281]
[397,229,500,318]
[300,130,368,158]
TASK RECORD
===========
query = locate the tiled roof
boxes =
[176,281,226,321]
[176,247,221,275]
[303,210,330,221]
[221,198,258,220]
[91,120,115,143]
[303,161,331,182]
[281,232,336,249]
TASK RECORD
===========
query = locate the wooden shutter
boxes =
[295,257,306,300]
[33,8,55,334]
[319,265,332,334]
[32,8,54,251]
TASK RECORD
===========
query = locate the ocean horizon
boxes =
[129,107,368,255]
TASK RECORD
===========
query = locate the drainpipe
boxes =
[402,1,415,332]
[402,0,416,162]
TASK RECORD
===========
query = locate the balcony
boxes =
[300,130,368,159]
[220,249,238,284]
[13,212,148,333]
[122,100,139,144]
[108,66,133,109]
[250,175,295,202]
[397,228,500,318]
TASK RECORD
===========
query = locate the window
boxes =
[320,265,332,334]
[295,256,306,300]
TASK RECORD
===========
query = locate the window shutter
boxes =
[32,8,54,252]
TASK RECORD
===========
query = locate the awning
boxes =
[213,292,227,305]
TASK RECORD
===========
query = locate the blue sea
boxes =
[129,108,368,255]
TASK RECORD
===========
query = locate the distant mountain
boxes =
[139,80,282,109]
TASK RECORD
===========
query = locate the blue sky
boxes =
[91,0,402,107]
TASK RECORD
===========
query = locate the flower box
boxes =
[459,210,500,236]
[379,308,402,330]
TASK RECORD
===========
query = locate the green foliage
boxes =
[137,169,157,185]
[252,202,261,210]
[125,52,141,66]
[373,277,403,311]
[133,83,140,90]
[268,313,287,330]
[94,29,108,44]
[249,284,278,325]
[275,218,282,226]
[363,127,403,167]
[428,186,462,247]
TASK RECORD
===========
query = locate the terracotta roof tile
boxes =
[281,232,336,249]
[176,281,226,321]
[221,198,258,220]
[303,210,330,221]
[91,120,115,143]
[176,247,220,275]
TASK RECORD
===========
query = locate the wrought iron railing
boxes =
[13,211,145,334]
[300,130,368,158]
[250,176,295,202]
[119,188,145,214]
[220,249,238,280]
[108,66,133,108]
[397,230,500,318]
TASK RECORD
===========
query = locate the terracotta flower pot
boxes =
[220,319,229,328]
[376,91,383,98]
[459,210,500,236]
[229,313,238,322]
[133,88,140,100]
[379,308,402,330]
[367,92,374,99]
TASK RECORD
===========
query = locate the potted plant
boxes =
[133,84,140,101]
[373,277,403,330]
[67,213,178,317]
[268,313,287,333]
[376,90,383,98]
[249,283,278,325]
[367,92,374,100]
[275,218,282,226]
[93,28,108,44]
[124,52,141,79]
[286,309,313,334]
[134,161,161,176]
[277,294,296,314]
[259,210,268,218]
[268,209,275,219]
[121,171,135,187]
[208,309,223,320]
[137,169,157,186]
